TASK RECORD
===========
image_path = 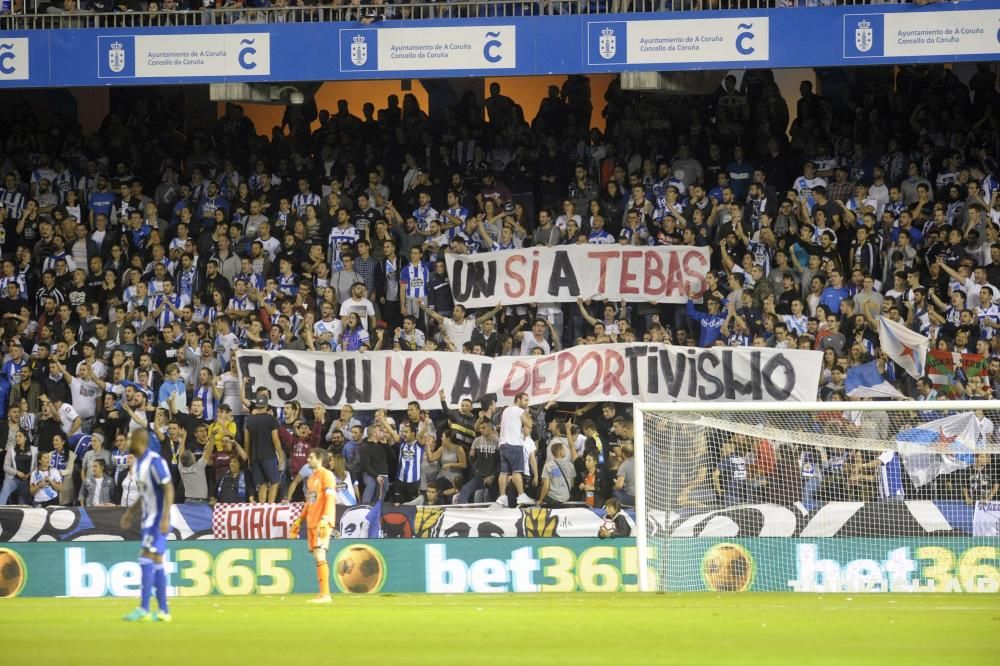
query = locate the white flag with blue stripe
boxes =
[895,411,981,487]
[878,316,928,379]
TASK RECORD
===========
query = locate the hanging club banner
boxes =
[444,245,710,308]
[236,344,822,410]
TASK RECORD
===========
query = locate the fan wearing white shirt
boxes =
[313,302,343,344]
[339,282,376,332]
[420,302,501,352]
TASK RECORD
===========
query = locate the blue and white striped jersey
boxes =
[135,450,172,529]
[397,441,423,483]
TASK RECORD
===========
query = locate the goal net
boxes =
[634,401,1000,594]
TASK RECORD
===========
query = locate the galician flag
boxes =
[878,316,928,379]
[895,411,983,487]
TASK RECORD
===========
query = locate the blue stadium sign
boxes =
[1,2,999,89]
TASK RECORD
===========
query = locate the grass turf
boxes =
[2,593,999,665]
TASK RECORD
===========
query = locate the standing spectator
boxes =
[81,459,116,507]
[0,429,35,505]
[459,417,500,504]
[614,443,636,506]
[359,421,391,504]
[537,441,575,507]
[495,392,533,507]
[177,436,209,504]
[244,395,284,504]
[393,423,423,503]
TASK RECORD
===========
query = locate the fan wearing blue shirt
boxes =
[87,176,116,226]
[199,181,230,225]
[819,268,850,313]
[686,289,726,347]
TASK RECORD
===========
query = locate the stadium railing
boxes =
[2,0,921,31]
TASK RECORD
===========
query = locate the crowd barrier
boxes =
[0,503,629,542]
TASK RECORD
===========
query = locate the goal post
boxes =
[633,400,1000,594]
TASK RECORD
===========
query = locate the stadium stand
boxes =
[0,61,998,514]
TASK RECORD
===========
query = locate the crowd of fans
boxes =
[0,62,999,514]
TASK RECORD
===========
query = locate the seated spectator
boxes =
[29,451,63,508]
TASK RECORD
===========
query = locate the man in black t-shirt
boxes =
[244,395,284,503]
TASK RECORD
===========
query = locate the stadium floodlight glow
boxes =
[633,400,1000,594]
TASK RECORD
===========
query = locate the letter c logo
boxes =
[238,38,257,70]
[0,46,15,76]
[735,23,755,56]
[483,31,502,64]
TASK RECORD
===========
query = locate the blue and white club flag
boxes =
[878,316,928,379]
[895,411,981,487]
[845,360,904,399]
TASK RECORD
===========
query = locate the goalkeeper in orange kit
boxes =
[290,448,338,603]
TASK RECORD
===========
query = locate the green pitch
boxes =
[2,593,998,665]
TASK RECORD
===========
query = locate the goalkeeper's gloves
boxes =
[289,516,302,539]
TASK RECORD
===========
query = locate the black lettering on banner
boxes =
[750,350,763,400]
[696,352,724,400]
[238,353,264,396]
[658,349,686,397]
[624,345,646,395]
[345,358,372,403]
[269,356,298,401]
[546,250,580,298]
[451,360,492,404]
[722,349,751,400]
[762,354,795,400]
[685,348,698,399]
[451,260,497,303]
[315,359,344,405]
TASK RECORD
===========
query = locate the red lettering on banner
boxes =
[503,360,531,397]
[529,249,541,299]
[619,250,642,295]
[587,250,619,294]
[271,505,286,537]
[683,250,708,297]
[529,356,555,398]
[249,506,265,539]
[504,255,527,298]
[572,351,603,396]
[664,251,685,298]
[384,356,410,401]
[643,250,665,295]
[602,350,627,396]
[225,507,244,539]
[554,351,577,394]
[410,358,441,400]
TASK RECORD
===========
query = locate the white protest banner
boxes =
[444,245,710,309]
[236,344,821,410]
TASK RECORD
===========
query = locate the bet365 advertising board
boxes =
[2,537,999,597]
[0,539,649,598]
[667,538,1000,594]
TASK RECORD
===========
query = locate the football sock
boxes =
[317,560,330,596]
[153,563,169,613]
[139,557,153,612]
